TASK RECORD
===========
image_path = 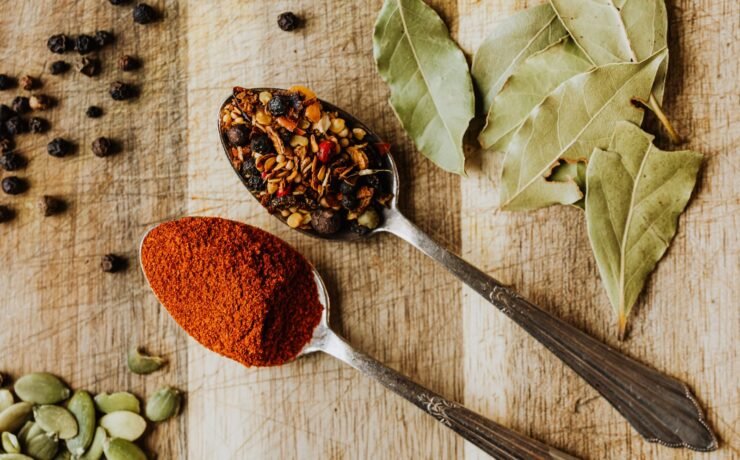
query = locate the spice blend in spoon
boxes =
[141,217,323,367]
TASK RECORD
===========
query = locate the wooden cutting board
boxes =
[0,1,736,458]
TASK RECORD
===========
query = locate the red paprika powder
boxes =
[140,217,323,367]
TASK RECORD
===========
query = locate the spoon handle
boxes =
[317,329,577,460]
[381,211,717,452]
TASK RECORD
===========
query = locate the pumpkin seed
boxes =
[33,406,78,440]
[14,373,70,405]
[0,390,14,412]
[103,438,147,460]
[93,392,140,414]
[0,403,33,433]
[99,412,146,441]
[0,455,34,460]
[1,432,20,453]
[127,347,165,375]
[145,387,181,422]
[77,427,105,460]
[17,421,42,446]
[65,391,95,455]
[25,432,59,460]
[52,450,71,460]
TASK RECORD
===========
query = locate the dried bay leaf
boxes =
[472,3,568,113]
[586,121,701,338]
[499,50,665,211]
[373,0,474,175]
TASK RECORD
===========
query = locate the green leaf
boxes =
[478,37,592,151]
[499,50,665,211]
[373,0,474,175]
[472,3,568,113]
[586,121,702,338]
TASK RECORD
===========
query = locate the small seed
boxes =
[0,453,34,459]
[286,212,303,228]
[340,138,349,147]
[127,346,165,375]
[66,391,96,455]
[99,412,146,441]
[133,3,158,24]
[92,137,114,157]
[0,390,13,412]
[263,157,277,172]
[145,386,182,423]
[79,57,101,78]
[17,421,42,446]
[258,91,272,104]
[118,55,140,72]
[29,95,53,110]
[14,373,69,404]
[255,110,272,125]
[352,128,366,140]
[103,438,147,460]
[1,432,20,453]
[19,75,36,91]
[86,106,103,118]
[25,432,59,460]
[329,118,345,133]
[266,182,278,194]
[94,392,140,414]
[77,426,105,460]
[54,450,72,460]
[289,135,308,147]
[34,405,78,439]
[38,196,66,217]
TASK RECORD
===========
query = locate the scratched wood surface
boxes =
[0,1,736,459]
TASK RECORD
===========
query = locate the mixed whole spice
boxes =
[221,86,393,236]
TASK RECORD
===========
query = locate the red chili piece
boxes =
[317,140,334,163]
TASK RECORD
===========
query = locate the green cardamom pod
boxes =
[77,426,106,460]
[14,373,70,405]
[127,347,166,375]
[0,403,33,433]
[93,392,140,414]
[65,391,95,455]
[103,438,148,460]
[1,432,21,453]
[99,412,146,442]
[25,432,59,460]
[145,386,182,422]
[33,405,78,440]
[0,390,14,412]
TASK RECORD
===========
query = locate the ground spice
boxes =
[141,217,323,367]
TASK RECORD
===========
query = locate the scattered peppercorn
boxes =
[86,106,103,118]
[109,0,130,4]
[20,75,36,91]
[116,55,139,72]
[0,104,14,122]
[1,176,26,195]
[244,175,265,191]
[49,60,71,75]
[250,134,273,154]
[0,205,13,223]
[0,74,16,90]
[29,95,53,111]
[0,137,13,153]
[0,152,25,171]
[109,81,136,100]
[47,138,72,157]
[226,125,249,146]
[101,254,127,273]
[11,97,29,114]
[94,30,114,47]
[341,193,359,210]
[133,3,158,24]
[5,117,28,136]
[47,34,71,54]
[38,195,66,216]
[240,156,259,177]
[28,117,48,134]
[277,12,301,31]
[92,137,114,157]
[74,34,98,54]
[310,209,342,235]
[79,57,101,77]
[266,95,288,116]
[339,180,357,196]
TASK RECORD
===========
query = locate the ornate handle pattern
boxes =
[381,210,717,452]
[317,328,578,459]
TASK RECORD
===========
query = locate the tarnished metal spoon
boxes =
[219,90,717,452]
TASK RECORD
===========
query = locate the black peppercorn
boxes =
[339,180,357,196]
[310,209,342,234]
[0,152,25,171]
[109,0,130,5]
[266,95,288,116]
[11,97,29,114]
[47,34,71,54]
[28,117,49,134]
[118,55,140,71]
[94,30,114,48]
[79,57,101,77]
[0,74,16,90]
[20,75,36,91]
[240,157,259,177]
[74,34,98,54]
[38,195,66,216]
[133,3,158,24]
[47,138,72,157]
[245,175,265,191]
[226,125,249,146]
[1,176,26,195]
[109,81,136,100]
[341,193,359,210]
[350,221,371,236]
[0,137,13,153]
[5,117,28,136]
[86,106,103,118]
[101,254,127,273]
[277,127,293,146]
[0,205,14,223]
[0,105,14,123]
[277,12,301,31]
[50,60,70,75]
[250,134,273,154]
[92,137,114,157]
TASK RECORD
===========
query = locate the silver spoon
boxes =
[220,90,718,451]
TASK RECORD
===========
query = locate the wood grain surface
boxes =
[0,1,736,459]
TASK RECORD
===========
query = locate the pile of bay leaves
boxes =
[373,0,703,338]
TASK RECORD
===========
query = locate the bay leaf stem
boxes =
[646,94,683,144]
